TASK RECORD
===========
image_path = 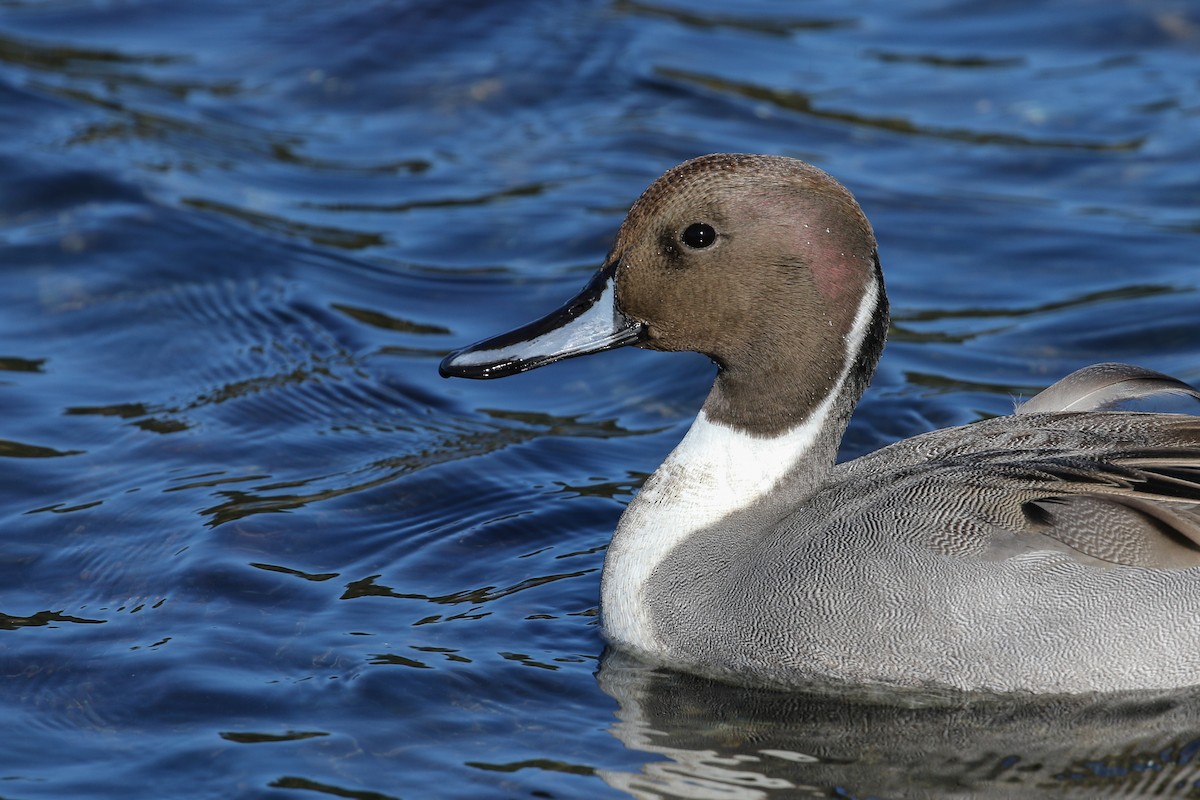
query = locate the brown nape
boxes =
[611,154,887,436]
[702,253,888,437]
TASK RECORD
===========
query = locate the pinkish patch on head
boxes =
[744,187,875,308]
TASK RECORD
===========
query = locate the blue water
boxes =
[3,1,1200,797]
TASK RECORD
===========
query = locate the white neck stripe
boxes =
[601,272,881,655]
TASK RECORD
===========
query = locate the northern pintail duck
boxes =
[440,154,1200,694]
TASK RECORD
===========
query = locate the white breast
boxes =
[599,273,881,657]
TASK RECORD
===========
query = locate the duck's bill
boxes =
[439,263,647,379]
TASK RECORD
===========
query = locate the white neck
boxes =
[599,272,881,658]
[600,410,824,655]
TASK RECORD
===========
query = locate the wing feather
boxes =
[1017,362,1200,414]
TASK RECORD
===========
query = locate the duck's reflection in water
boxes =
[596,650,1200,799]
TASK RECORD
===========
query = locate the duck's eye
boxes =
[680,222,716,249]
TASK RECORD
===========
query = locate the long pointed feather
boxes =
[1017,362,1200,414]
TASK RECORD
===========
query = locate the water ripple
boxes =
[654,66,1147,151]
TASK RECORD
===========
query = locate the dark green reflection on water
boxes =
[656,66,1146,152]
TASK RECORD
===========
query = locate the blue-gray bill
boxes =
[439,263,647,379]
